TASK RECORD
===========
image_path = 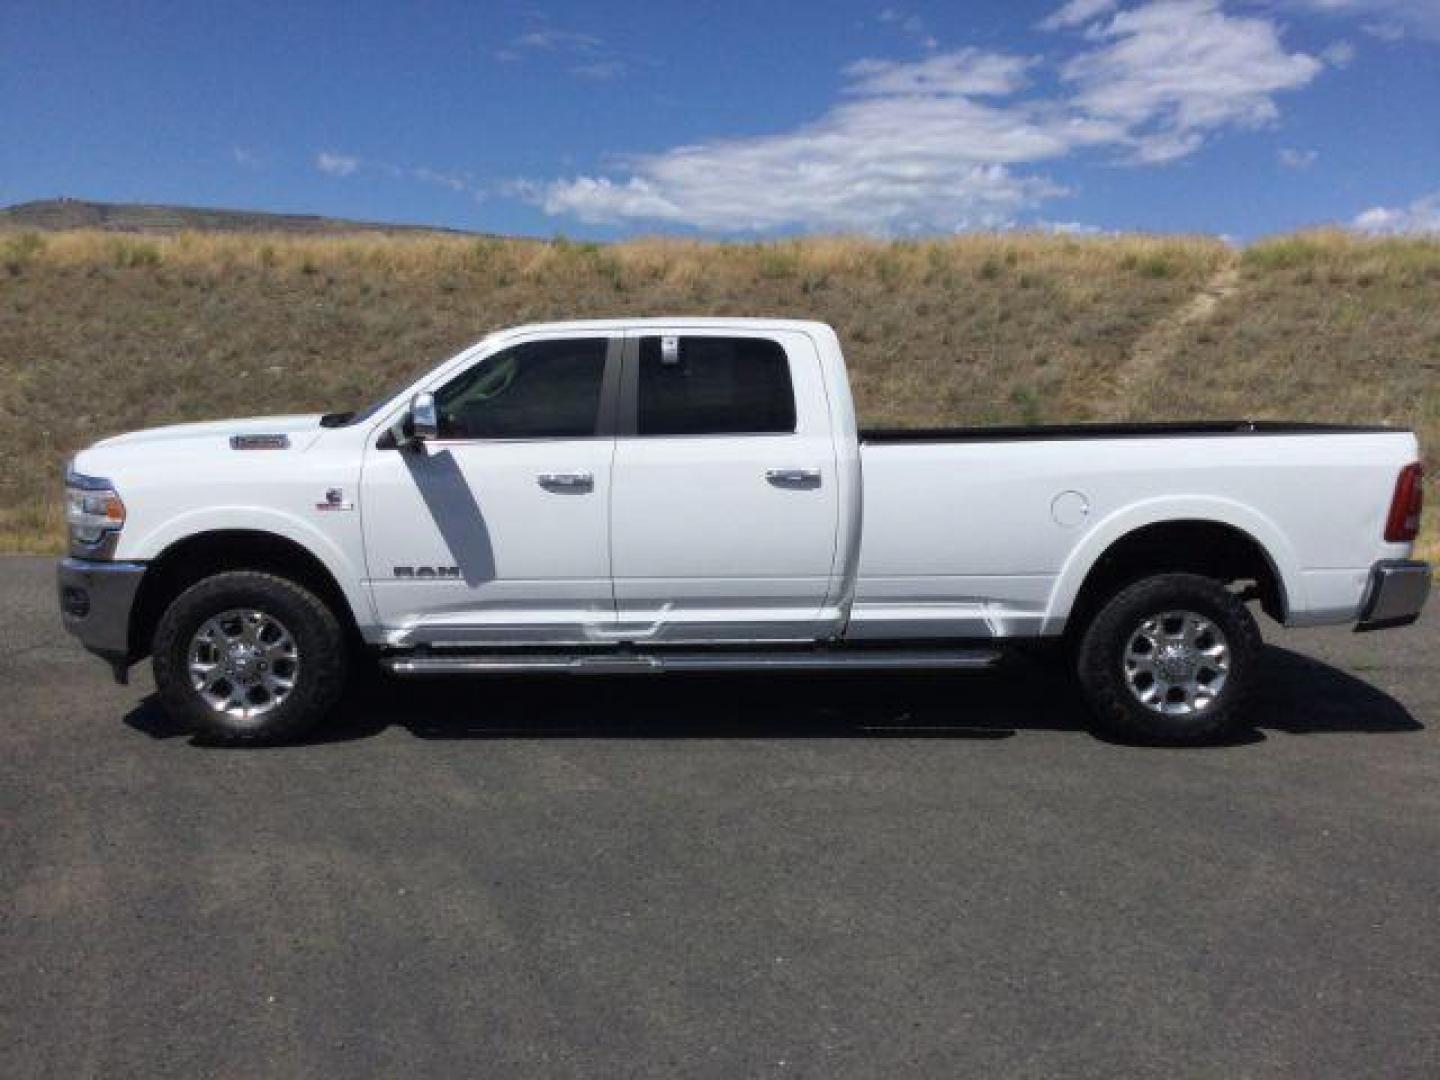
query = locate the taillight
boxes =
[1384,463,1424,543]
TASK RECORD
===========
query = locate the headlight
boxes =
[65,467,126,554]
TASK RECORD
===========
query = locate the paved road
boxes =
[3,557,1437,1078]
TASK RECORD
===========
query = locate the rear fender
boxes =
[1042,496,1301,636]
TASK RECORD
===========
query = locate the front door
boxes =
[609,330,842,642]
[361,334,620,645]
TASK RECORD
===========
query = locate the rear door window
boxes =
[636,336,796,436]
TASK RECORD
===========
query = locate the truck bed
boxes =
[852,419,1421,639]
[859,420,1400,444]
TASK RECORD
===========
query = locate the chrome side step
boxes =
[383,648,1002,677]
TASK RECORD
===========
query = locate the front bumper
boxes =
[1356,559,1431,632]
[57,557,146,664]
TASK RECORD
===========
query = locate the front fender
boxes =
[123,506,377,629]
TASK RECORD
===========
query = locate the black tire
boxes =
[1075,572,1261,745]
[152,571,348,745]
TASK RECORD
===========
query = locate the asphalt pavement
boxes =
[2,556,1437,1078]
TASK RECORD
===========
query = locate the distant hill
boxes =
[0,198,475,236]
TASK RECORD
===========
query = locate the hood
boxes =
[74,414,326,476]
[88,413,325,454]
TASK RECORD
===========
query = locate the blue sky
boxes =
[2,0,1437,239]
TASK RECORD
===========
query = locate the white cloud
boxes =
[1361,20,1408,40]
[844,49,1035,97]
[1321,39,1356,65]
[1276,1,1440,40]
[496,18,625,77]
[534,46,1127,233]
[511,28,602,52]
[1278,146,1318,168]
[1352,192,1440,233]
[1061,1,1323,163]
[535,86,1081,233]
[1034,219,1108,234]
[316,151,359,177]
[231,146,262,169]
[878,7,939,50]
[1040,0,1120,30]
[314,152,478,195]
[410,166,468,193]
[534,3,1325,233]
[571,60,626,80]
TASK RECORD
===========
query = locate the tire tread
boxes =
[151,571,346,745]
[1076,572,1262,745]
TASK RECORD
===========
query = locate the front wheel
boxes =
[1075,572,1262,745]
[152,571,348,744]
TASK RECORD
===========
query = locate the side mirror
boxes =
[411,391,438,441]
[389,391,439,450]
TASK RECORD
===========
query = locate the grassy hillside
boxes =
[1,228,1435,560]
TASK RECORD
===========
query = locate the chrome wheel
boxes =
[187,609,299,720]
[1122,609,1230,716]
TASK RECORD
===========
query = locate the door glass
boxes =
[636,336,795,436]
[437,338,607,439]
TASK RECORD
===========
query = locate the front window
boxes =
[436,338,609,440]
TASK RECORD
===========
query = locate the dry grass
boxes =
[1121,230,1440,561]
[1,227,1434,561]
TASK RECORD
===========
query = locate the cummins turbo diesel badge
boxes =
[230,434,290,450]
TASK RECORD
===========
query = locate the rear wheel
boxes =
[152,571,347,744]
[1075,572,1261,745]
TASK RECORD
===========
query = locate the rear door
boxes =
[609,329,842,642]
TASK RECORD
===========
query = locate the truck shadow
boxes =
[124,644,1422,748]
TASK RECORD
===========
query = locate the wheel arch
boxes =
[1044,501,1297,638]
[128,529,366,661]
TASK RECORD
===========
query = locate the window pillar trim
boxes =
[618,333,641,438]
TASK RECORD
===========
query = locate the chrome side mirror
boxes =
[390,391,439,450]
[411,391,438,441]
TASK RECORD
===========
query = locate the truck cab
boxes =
[358,321,859,647]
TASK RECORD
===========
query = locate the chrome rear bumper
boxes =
[1356,559,1431,632]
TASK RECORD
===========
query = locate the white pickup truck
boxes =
[59,319,1429,745]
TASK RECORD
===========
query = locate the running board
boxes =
[383,648,1002,677]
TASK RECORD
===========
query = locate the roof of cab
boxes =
[489,317,835,336]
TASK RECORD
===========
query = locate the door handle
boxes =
[765,467,821,486]
[537,471,594,490]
